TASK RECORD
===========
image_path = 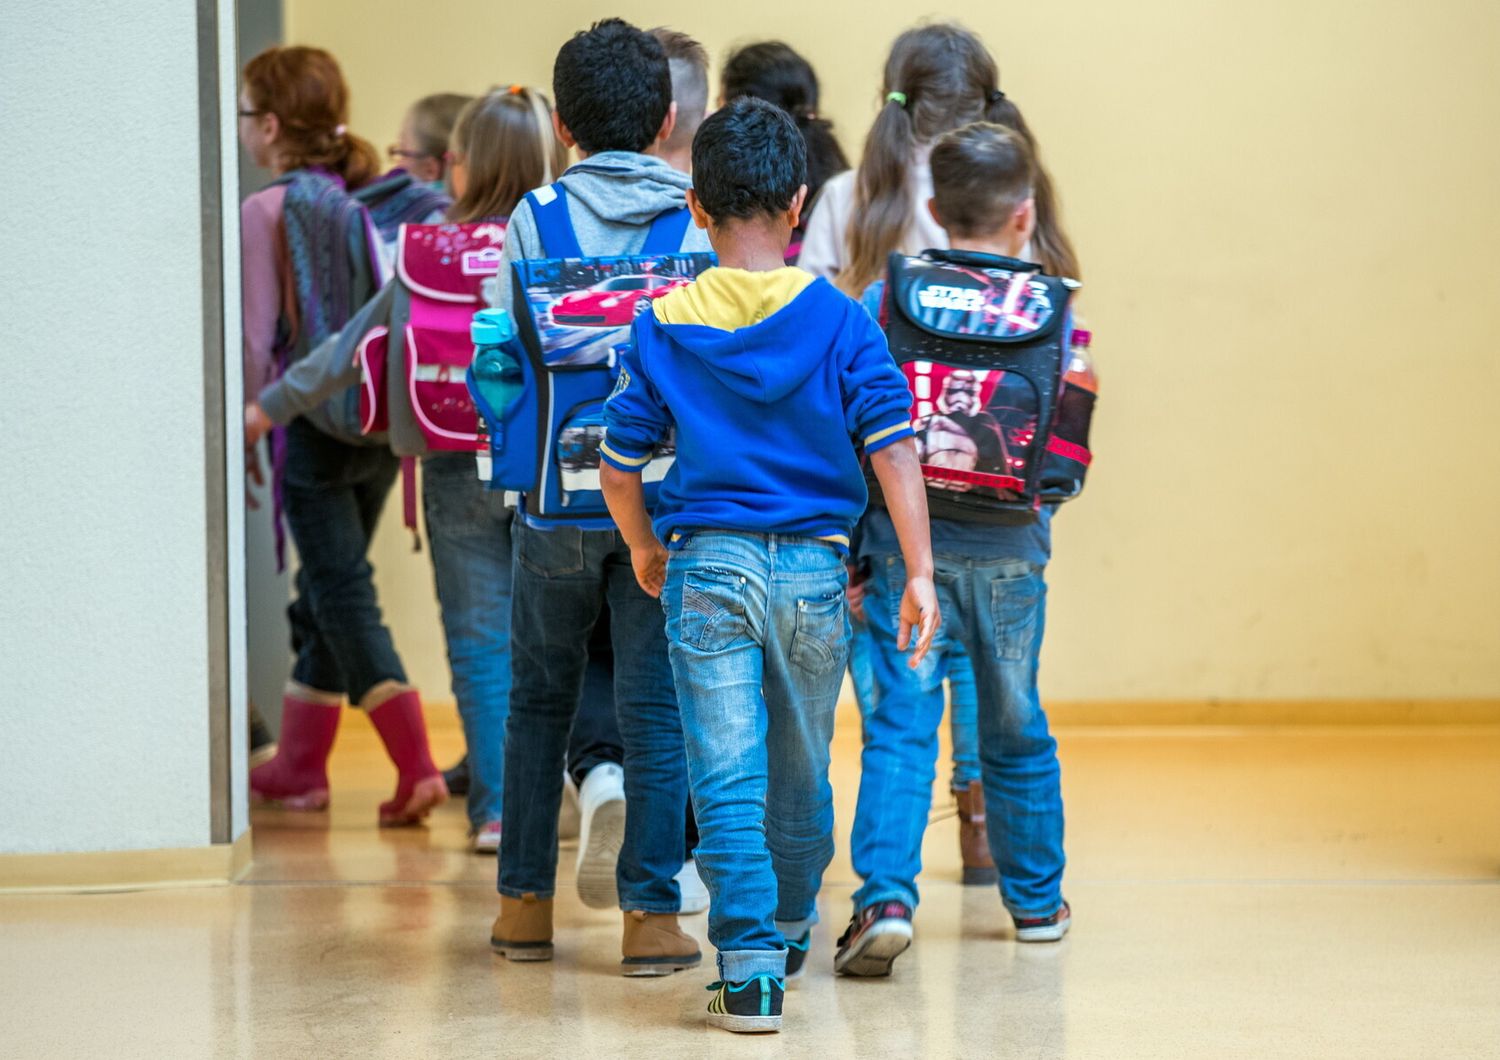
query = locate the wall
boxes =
[0,0,245,853]
[285,0,1500,701]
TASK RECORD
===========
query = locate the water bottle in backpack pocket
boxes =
[468,308,537,492]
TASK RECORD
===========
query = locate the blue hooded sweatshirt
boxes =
[601,267,914,549]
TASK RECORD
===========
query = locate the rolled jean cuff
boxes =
[619,898,680,915]
[1004,897,1064,920]
[775,915,817,940]
[497,884,556,901]
[852,884,918,914]
[719,947,788,982]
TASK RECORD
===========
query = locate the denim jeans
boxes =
[282,418,406,702]
[850,548,1064,918]
[498,520,688,912]
[662,533,848,981]
[850,613,981,791]
[421,453,511,828]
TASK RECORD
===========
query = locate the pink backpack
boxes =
[358,220,507,450]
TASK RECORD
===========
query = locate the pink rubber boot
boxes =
[249,686,342,811]
[364,682,448,827]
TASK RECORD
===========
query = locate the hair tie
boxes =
[333,123,347,137]
[508,84,524,95]
[886,91,907,107]
[987,89,1006,106]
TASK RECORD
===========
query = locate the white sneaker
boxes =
[471,820,501,855]
[676,858,709,915]
[575,763,626,909]
[558,771,581,842]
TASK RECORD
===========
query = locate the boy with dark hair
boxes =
[600,97,939,1034]
[649,27,710,173]
[488,18,711,977]
[839,122,1073,980]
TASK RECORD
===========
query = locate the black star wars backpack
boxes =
[871,249,1097,525]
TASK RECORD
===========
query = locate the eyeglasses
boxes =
[237,109,264,118]
[387,145,434,162]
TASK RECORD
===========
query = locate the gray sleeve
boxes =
[485,200,540,313]
[258,280,395,424]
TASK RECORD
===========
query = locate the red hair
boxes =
[242,46,379,188]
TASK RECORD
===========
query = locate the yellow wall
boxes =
[287,0,1500,701]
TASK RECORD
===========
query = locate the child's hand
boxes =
[632,541,670,599]
[846,563,867,622]
[245,402,274,449]
[897,575,940,668]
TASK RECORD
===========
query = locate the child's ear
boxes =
[925,196,943,229]
[786,184,809,229]
[1014,196,1037,246]
[657,101,678,147]
[685,188,712,230]
[553,111,577,150]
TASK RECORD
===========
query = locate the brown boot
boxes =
[491,893,553,961]
[621,910,702,977]
[956,781,1000,886]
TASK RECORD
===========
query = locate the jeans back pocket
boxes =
[678,568,748,653]
[790,590,849,675]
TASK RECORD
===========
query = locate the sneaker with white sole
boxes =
[784,930,810,983]
[575,763,626,909]
[471,820,501,855]
[1013,900,1071,942]
[558,771,581,842]
[706,975,783,1034]
[675,858,709,915]
[834,901,913,977]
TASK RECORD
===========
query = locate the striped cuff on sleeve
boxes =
[862,420,915,454]
[599,438,654,472]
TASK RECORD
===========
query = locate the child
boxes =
[649,28,710,174]
[838,122,1076,981]
[486,18,709,976]
[600,97,939,1034]
[387,92,470,188]
[718,41,849,264]
[237,45,447,828]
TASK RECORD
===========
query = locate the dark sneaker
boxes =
[833,901,913,977]
[784,930,811,983]
[1014,900,1071,942]
[706,975,783,1033]
[442,755,470,797]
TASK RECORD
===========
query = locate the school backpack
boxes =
[873,249,1096,525]
[356,220,506,449]
[354,169,452,275]
[468,183,715,529]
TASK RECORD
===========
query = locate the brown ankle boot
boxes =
[491,893,554,961]
[956,781,1000,886]
[620,910,702,977]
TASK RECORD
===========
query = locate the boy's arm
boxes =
[601,324,674,596]
[870,440,939,665]
[600,465,667,597]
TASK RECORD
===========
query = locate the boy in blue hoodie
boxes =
[600,97,940,1034]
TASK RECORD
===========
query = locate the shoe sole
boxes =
[962,866,1000,886]
[249,788,329,812]
[834,920,913,977]
[621,953,702,977]
[379,776,449,828]
[707,1013,782,1034]
[1015,914,1071,943]
[576,798,625,910]
[491,938,554,962]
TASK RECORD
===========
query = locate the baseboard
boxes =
[1044,699,1500,726]
[0,829,253,893]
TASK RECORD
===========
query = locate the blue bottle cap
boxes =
[471,308,515,346]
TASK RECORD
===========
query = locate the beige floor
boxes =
[3,714,1499,1059]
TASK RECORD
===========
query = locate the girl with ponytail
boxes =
[720,41,849,262]
[798,22,1079,292]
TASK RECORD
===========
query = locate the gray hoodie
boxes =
[258,151,710,456]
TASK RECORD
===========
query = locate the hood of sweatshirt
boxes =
[556,151,696,228]
[649,267,845,404]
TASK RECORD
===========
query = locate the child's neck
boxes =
[949,234,1027,259]
[711,221,790,272]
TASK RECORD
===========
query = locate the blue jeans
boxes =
[498,521,688,912]
[850,614,981,791]
[421,453,510,829]
[282,418,405,702]
[662,533,848,981]
[851,548,1064,918]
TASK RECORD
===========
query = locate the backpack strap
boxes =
[641,206,692,255]
[525,184,583,259]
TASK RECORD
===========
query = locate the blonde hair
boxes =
[446,87,570,224]
[406,92,472,160]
